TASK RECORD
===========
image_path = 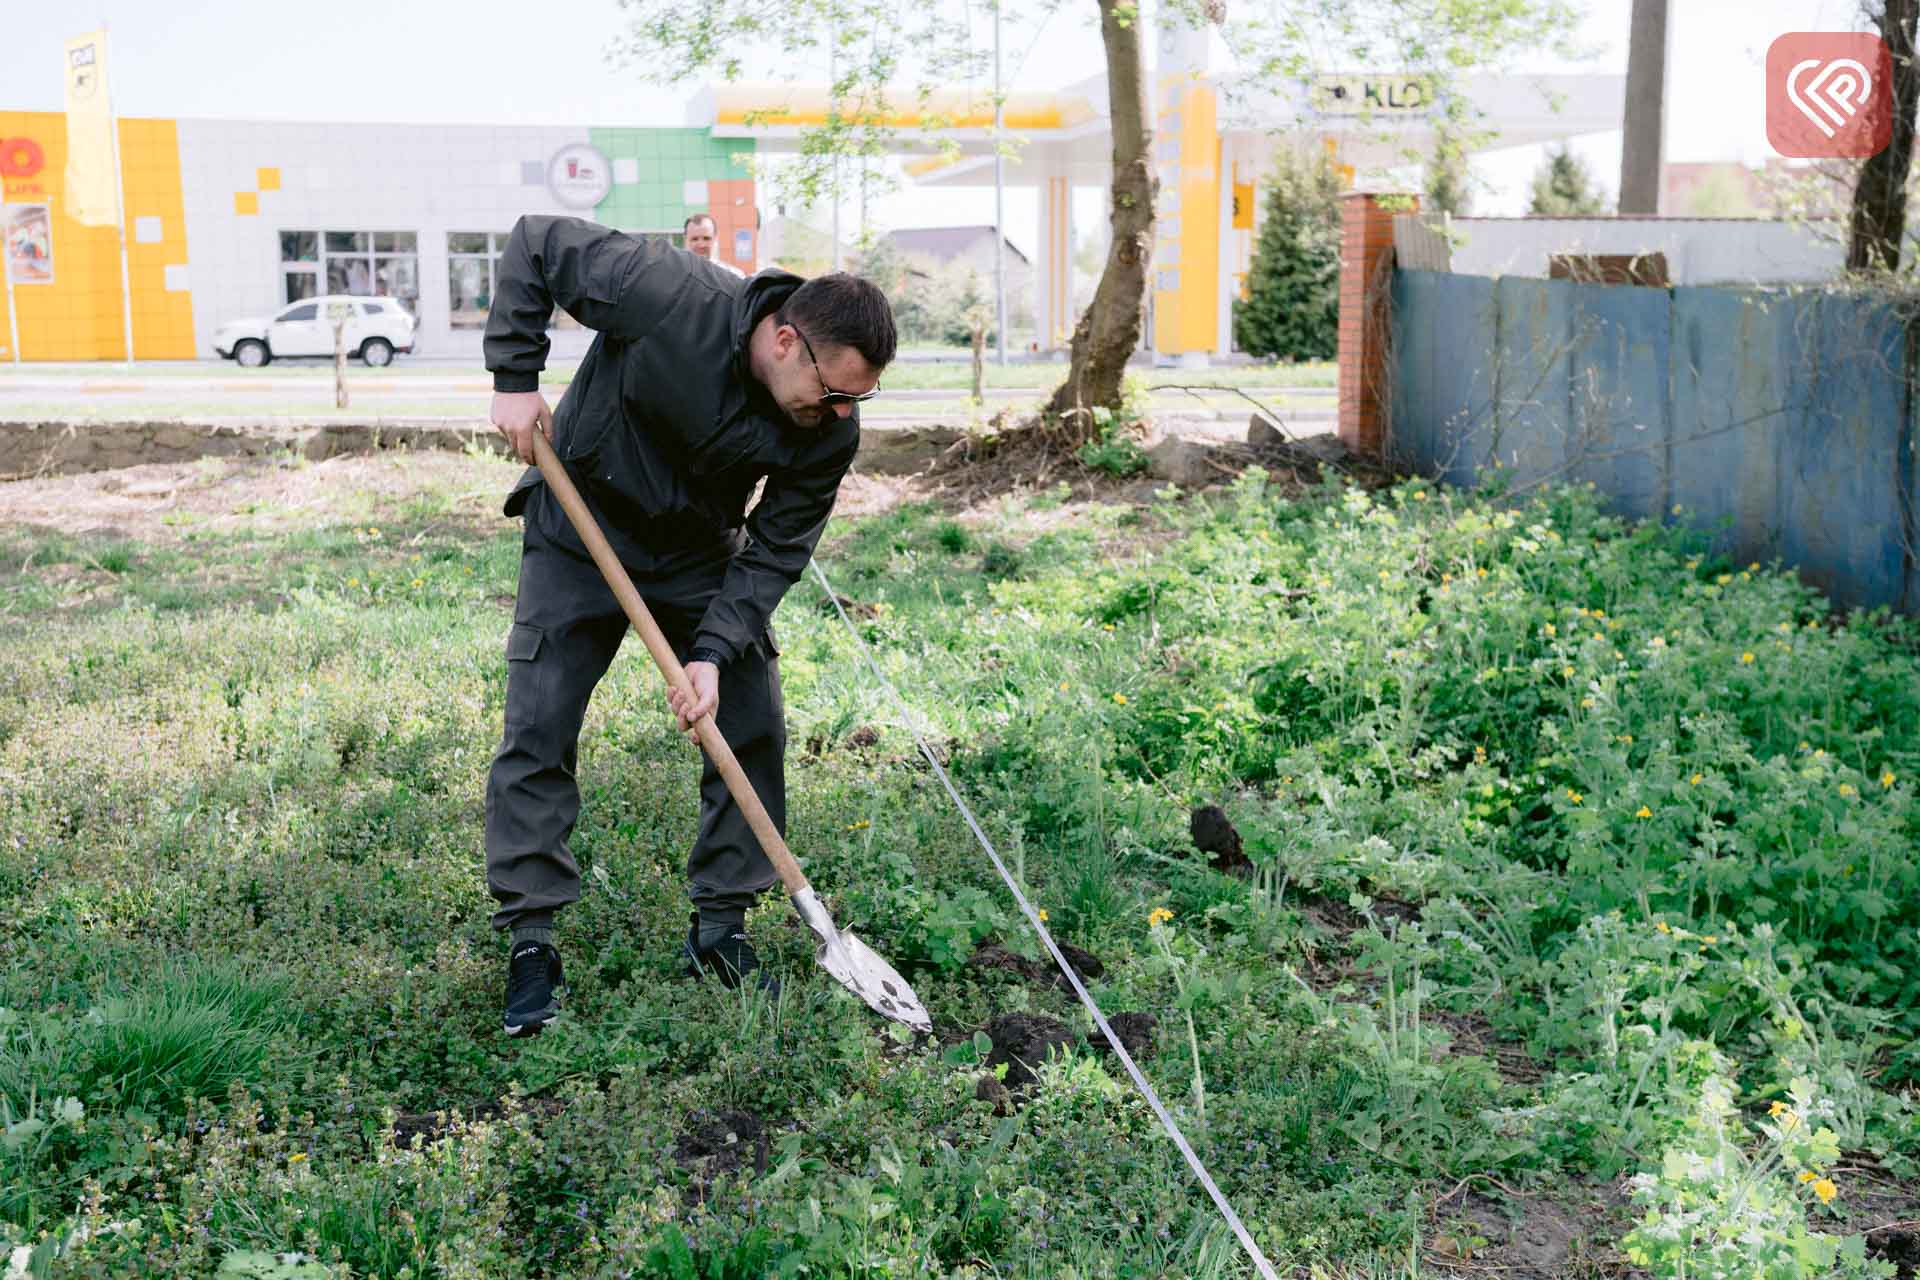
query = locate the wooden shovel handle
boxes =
[531,432,810,898]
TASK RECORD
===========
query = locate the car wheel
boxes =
[360,338,394,368]
[234,339,270,368]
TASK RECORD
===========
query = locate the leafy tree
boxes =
[1232,148,1341,361]
[609,0,1583,436]
[1425,132,1474,216]
[1530,145,1609,215]
[1848,0,1920,271]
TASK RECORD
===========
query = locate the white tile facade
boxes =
[174,118,610,360]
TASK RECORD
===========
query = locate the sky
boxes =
[4,0,1883,252]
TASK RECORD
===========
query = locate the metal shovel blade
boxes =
[792,887,931,1033]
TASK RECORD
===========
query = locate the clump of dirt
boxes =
[969,939,1104,992]
[982,1012,1075,1089]
[1871,1225,1920,1278]
[1088,1011,1159,1061]
[674,1109,769,1188]
[819,593,883,619]
[1427,1179,1631,1279]
[1189,804,1251,873]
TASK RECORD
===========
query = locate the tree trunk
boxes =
[1043,0,1156,431]
[333,318,349,409]
[970,319,986,402]
[1618,0,1669,214]
[1848,0,1920,272]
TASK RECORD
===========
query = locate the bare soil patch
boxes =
[1426,1177,1633,1278]
[674,1108,770,1193]
[0,450,515,543]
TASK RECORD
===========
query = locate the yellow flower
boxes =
[1838,783,1857,798]
[369,527,381,536]
[1562,666,1576,678]
[1883,771,1897,788]
[1717,573,1732,585]
[846,819,870,831]
[1813,749,1826,760]
[1748,562,1760,572]
[1656,921,1672,934]
[1566,789,1583,805]
[1112,693,1128,705]
[1441,573,1454,584]
[288,1152,308,1164]
[1813,1178,1837,1205]
[1690,773,1703,786]
[1593,609,1606,619]
[1619,734,1634,745]
[1059,681,1070,692]
[411,577,425,588]
[1740,652,1755,664]
[1769,1100,1789,1117]
[1147,907,1174,928]
[1702,935,1717,944]
[1634,805,1652,818]
[347,577,359,587]
[1581,697,1596,709]
[1413,489,1429,501]
[1799,1170,1818,1184]
[1543,623,1557,638]
[1474,745,1487,757]
[1037,909,1049,922]
[1778,622,1792,634]
[1379,569,1392,581]
[1476,567,1488,578]
[1214,701,1228,710]
[1102,623,1115,632]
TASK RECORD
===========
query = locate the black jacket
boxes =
[485,214,860,666]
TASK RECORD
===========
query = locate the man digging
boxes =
[483,213,894,1036]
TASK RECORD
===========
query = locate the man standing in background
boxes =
[685,212,746,277]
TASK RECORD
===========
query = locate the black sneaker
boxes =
[682,913,775,993]
[503,941,564,1037]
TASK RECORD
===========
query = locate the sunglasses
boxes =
[793,326,881,405]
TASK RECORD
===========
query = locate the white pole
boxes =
[993,0,1007,365]
[3,243,19,365]
[103,25,135,367]
[830,16,841,272]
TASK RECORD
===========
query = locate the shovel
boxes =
[531,433,932,1035]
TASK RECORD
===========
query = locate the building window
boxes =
[447,231,592,331]
[447,231,501,329]
[280,230,418,314]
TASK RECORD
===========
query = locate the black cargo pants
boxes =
[483,491,785,932]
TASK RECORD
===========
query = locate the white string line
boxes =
[808,557,1281,1280]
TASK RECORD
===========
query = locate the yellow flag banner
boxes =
[63,30,118,227]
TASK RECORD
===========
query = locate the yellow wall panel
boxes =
[256,166,280,192]
[0,110,195,360]
[233,190,258,216]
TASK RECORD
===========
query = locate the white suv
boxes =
[214,295,417,367]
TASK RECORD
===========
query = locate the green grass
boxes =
[1,455,1915,1278]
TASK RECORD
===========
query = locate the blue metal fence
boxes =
[1389,269,1919,614]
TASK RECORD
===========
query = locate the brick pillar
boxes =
[1338,192,1415,458]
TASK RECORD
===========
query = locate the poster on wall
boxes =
[3,204,54,285]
